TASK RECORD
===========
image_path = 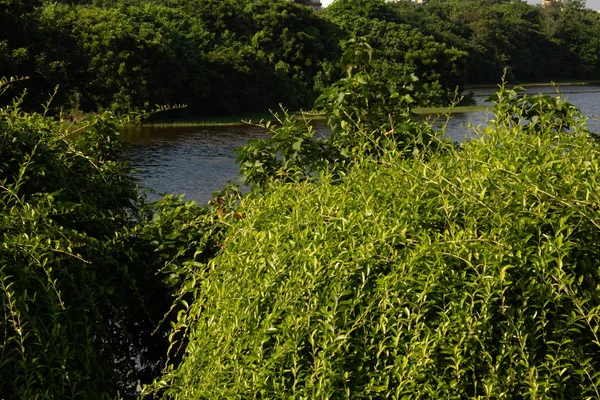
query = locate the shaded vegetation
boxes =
[1,0,341,115]
[0,78,222,398]
[3,0,600,116]
[0,77,152,398]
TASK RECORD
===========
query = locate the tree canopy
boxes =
[3,0,599,116]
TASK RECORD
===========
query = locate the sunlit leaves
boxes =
[156,87,600,398]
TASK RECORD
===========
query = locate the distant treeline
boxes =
[1,0,599,115]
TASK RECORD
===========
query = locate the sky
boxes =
[319,0,600,10]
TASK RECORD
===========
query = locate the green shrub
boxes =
[153,86,600,398]
[0,81,167,398]
[236,40,442,190]
[132,187,240,365]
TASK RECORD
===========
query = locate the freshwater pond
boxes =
[121,85,600,204]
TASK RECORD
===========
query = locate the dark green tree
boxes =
[323,0,468,105]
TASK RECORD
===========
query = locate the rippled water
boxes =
[121,85,600,204]
[122,125,268,203]
[440,85,600,142]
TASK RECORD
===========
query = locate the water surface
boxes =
[121,85,600,204]
[122,125,268,204]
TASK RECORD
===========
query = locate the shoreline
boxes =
[137,81,598,128]
[137,107,492,128]
[465,80,600,89]
[413,105,490,115]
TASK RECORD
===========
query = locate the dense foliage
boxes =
[0,78,146,397]
[3,1,600,398]
[0,78,225,398]
[151,83,600,398]
[1,0,341,115]
[420,0,600,83]
[3,0,600,116]
[323,0,468,105]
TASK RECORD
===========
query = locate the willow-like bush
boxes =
[0,87,163,398]
[154,87,600,398]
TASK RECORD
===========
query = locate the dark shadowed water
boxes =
[121,85,600,204]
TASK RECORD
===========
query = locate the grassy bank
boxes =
[465,80,600,89]
[139,107,490,128]
[136,80,597,128]
[413,105,490,115]
[140,110,278,127]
